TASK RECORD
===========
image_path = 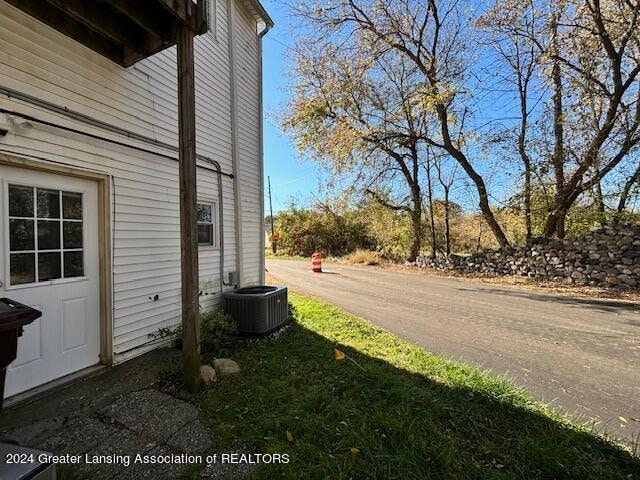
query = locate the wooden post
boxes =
[177,23,200,392]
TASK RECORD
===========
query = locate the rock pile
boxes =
[412,222,640,289]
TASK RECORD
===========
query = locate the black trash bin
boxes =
[0,443,56,479]
[0,298,42,411]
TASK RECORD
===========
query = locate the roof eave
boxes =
[242,0,273,32]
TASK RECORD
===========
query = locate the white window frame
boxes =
[3,180,88,289]
[197,200,218,249]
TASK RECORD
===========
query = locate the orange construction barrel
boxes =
[312,252,322,273]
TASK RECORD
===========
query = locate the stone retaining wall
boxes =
[412,223,640,289]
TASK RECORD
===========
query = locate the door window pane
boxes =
[9,219,35,251]
[37,220,61,250]
[63,222,83,249]
[62,192,82,220]
[8,185,34,217]
[64,251,84,278]
[7,185,85,285]
[37,189,60,218]
[10,253,35,285]
[38,252,61,281]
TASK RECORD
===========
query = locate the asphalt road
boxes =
[266,259,640,445]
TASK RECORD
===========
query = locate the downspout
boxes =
[227,0,243,288]
[258,22,271,284]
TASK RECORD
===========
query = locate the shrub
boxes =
[287,301,297,321]
[345,249,383,265]
[274,205,374,257]
[199,309,238,357]
[149,309,238,358]
[359,201,414,258]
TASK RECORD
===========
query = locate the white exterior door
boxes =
[0,165,100,398]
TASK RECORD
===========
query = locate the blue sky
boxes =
[261,0,319,213]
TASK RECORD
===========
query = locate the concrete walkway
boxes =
[0,349,252,479]
[267,259,640,445]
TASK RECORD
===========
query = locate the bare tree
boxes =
[549,9,568,237]
[480,0,640,237]
[478,0,540,242]
[283,43,428,260]
[295,0,513,248]
[435,157,458,256]
[291,0,640,247]
[423,153,438,259]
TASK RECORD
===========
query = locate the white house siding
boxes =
[234,3,263,286]
[0,0,265,359]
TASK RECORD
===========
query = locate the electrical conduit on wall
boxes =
[0,90,231,297]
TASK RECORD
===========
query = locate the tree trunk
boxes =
[408,195,423,262]
[516,124,533,241]
[594,177,606,224]
[617,161,640,213]
[476,216,483,252]
[555,210,566,237]
[424,160,437,259]
[524,162,532,241]
[516,67,533,242]
[545,12,566,239]
[478,182,510,249]
[544,208,567,238]
[436,106,511,249]
[443,185,451,256]
[406,147,423,262]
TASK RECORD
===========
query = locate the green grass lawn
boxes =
[193,293,639,479]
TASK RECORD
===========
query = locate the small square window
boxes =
[63,192,82,219]
[8,185,34,217]
[63,222,83,249]
[37,188,60,218]
[198,204,212,223]
[64,251,84,278]
[10,253,35,285]
[197,202,216,246]
[9,219,35,251]
[38,220,61,250]
[38,252,61,281]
